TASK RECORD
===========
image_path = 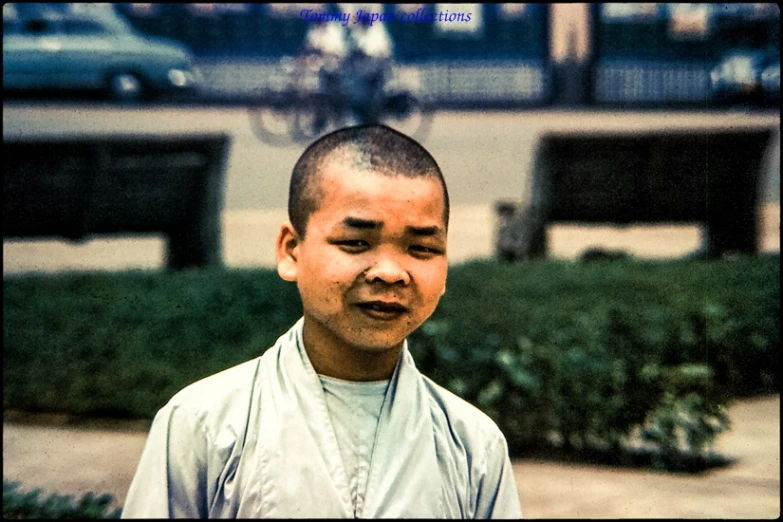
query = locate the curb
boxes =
[3,410,151,433]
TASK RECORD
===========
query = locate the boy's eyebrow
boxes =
[339,217,445,238]
[406,225,444,238]
[341,217,379,229]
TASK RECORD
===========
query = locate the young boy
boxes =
[122,125,523,518]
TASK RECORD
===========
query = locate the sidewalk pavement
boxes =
[3,203,780,275]
[3,395,778,518]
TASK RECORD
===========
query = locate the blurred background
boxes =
[6,3,780,106]
[3,3,780,519]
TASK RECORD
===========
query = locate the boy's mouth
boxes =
[356,300,408,320]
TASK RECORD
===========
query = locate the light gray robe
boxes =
[122,318,522,518]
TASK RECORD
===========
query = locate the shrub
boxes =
[3,268,302,418]
[2,480,121,519]
[407,256,777,468]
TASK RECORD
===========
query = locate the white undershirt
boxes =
[318,375,389,517]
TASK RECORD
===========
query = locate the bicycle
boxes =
[249,54,435,146]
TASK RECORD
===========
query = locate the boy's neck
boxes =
[301,318,402,382]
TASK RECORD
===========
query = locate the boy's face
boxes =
[277,158,448,361]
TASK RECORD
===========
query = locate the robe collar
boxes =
[281,317,445,517]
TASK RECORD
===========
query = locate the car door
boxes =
[55,18,119,89]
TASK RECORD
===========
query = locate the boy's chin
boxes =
[346,334,407,354]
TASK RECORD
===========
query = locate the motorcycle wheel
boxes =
[248,90,297,146]
[379,92,435,142]
[292,93,341,143]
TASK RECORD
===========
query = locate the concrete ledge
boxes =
[3,203,779,275]
[3,410,151,433]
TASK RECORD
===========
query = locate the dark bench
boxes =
[496,128,774,260]
[4,134,231,269]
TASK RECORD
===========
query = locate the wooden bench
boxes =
[4,134,230,269]
[496,128,774,260]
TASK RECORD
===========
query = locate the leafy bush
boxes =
[407,256,778,468]
[4,268,302,419]
[3,256,778,470]
[3,480,120,519]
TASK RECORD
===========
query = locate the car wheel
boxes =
[108,72,144,102]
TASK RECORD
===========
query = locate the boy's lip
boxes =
[355,300,409,319]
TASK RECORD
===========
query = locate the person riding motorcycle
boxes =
[301,17,348,107]
[299,14,395,126]
[344,19,394,123]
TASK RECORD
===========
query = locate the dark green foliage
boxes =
[3,256,778,471]
[4,268,302,418]
[3,480,121,519]
[408,255,778,469]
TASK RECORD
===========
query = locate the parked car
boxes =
[710,48,780,105]
[3,9,200,101]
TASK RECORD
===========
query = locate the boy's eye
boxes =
[409,244,443,257]
[334,239,370,252]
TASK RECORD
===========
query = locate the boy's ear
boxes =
[275,222,300,282]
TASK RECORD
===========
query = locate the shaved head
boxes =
[288,124,449,237]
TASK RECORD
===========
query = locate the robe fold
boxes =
[122,318,522,518]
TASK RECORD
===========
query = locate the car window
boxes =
[60,19,108,36]
[22,19,54,35]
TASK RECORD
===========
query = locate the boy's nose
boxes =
[364,255,411,286]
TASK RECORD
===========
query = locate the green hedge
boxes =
[411,256,778,468]
[2,480,120,519]
[4,268,302,419]
[4,256,779,470]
